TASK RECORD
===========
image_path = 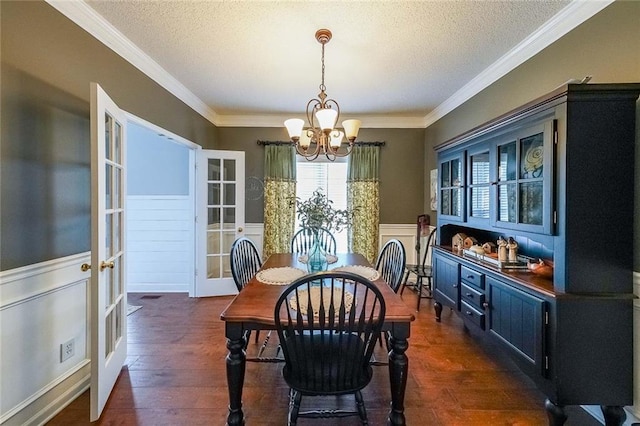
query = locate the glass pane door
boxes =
[438,154,464,221]
[197,150,245,296]
[469,151,490,219]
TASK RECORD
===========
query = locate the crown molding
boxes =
[45,0,220,125]
[423,0,614,128]
[47,0,611,130]
[216,114,427,129]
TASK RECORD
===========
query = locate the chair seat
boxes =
[405,264,432,276]
[282,332,372,395]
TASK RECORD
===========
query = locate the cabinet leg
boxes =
[544,399,567,426]
[434,301,442,322]
[600,405,626,426]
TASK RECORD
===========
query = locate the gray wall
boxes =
[0,1,217,270]
[424,0,640,267]
[215,127,426,224]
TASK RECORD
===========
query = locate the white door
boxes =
[196,150,245,296]
[90,83,128,421]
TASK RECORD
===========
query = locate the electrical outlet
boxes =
[60,338,75,362]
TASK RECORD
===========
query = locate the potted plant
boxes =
[295,188,352,271]
[295,188,351,233]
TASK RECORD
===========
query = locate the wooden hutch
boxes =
[432,83,640,424]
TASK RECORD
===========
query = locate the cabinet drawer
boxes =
[461,283,485,311]
[461,301,485,330]
[461,265,485,289]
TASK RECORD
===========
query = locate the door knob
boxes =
[100,260,115,271]
[81,263,91,272]
[238,227,243,232]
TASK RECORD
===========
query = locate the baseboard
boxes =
[1,361,90,426]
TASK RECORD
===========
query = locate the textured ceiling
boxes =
[81,0,578,126]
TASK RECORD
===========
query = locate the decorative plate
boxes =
[289,287,354,316]
[330,265,380,281]
[298,254,338,264]
[256,267,306,286]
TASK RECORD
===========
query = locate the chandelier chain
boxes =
[320,41,326,94]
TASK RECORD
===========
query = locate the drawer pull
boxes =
[465,311,473,316]
[467,275,474,279]
[465,292,474,298]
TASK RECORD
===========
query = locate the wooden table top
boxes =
[220,252,416,325]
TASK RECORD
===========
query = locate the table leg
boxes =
[387,323,409,426]
[226,323,246,426]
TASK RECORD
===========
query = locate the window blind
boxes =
[296,162,348,252]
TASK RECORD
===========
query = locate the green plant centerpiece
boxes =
[296,188,351,233]
[295,188,352,272]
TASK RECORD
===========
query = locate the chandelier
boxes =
[284,29,361,161]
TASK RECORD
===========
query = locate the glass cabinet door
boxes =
[494,120,554,234]
[467,146,491,225]
[438,152,464,222]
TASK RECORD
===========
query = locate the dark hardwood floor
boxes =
[47,289,599,425]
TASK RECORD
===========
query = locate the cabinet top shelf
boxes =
[435,83,640,153]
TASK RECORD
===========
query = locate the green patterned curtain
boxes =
[347,145,380,263]
[263,145,296,258]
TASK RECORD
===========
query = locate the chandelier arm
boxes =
[325,140,354,158]
[295,142,321,161]
[306,98,322,128]
[294,127,322,160]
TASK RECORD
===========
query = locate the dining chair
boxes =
[230,237,280,361]
[230,237,262,292]
[290,227,337,255]
[373,239,406,355]
[400,226,437,311]
[274,271,385,425]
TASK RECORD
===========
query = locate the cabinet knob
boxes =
[452,284,458,288]
[482,302,489,309]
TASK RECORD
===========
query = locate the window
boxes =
[295,160,349,252]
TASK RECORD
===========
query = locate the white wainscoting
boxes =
[0,252,91,426]
[243,223,265,259]
[127,195,194,293]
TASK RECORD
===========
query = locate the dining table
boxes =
[220,252,416,425]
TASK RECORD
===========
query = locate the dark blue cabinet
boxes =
[432,83,640,425]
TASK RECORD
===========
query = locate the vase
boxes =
[307,231,328,273]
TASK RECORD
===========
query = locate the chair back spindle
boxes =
[291,227,337,255]
[375,239,407,293]
[230,237,262,292]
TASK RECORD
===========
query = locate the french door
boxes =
[196,150,245,296]
[89,83,128,420]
